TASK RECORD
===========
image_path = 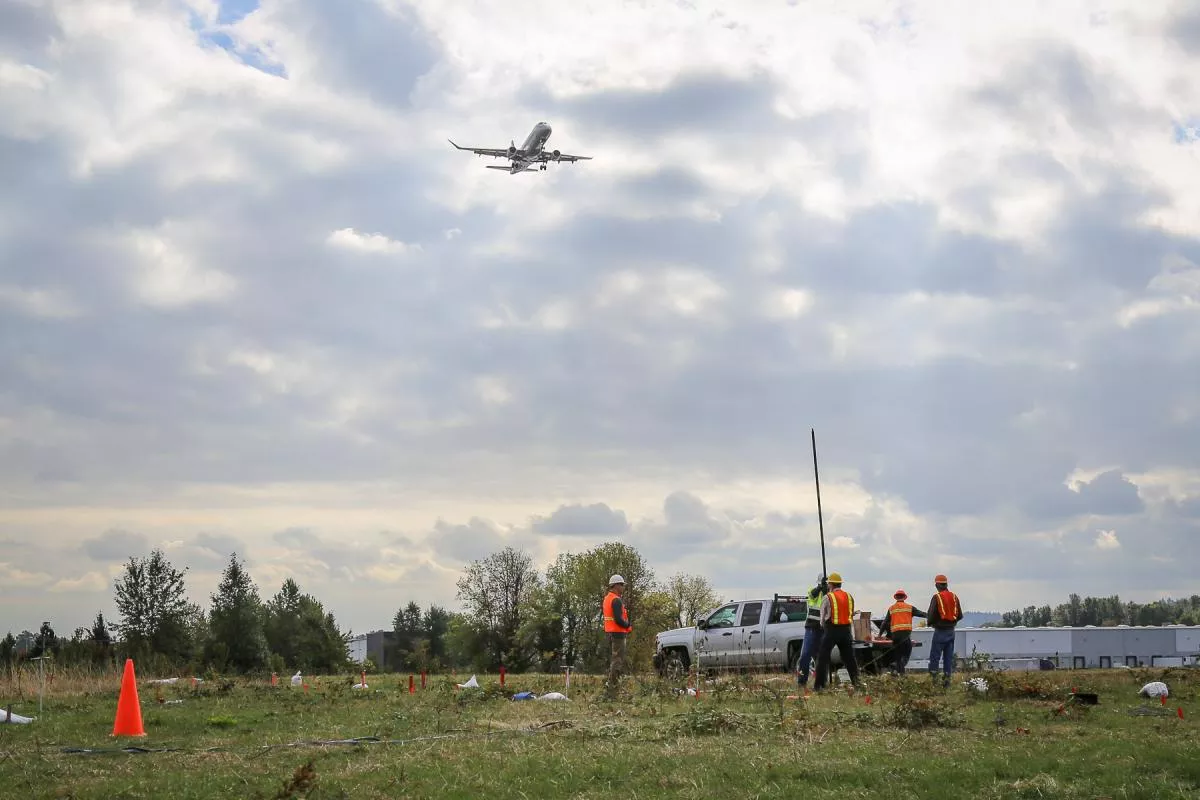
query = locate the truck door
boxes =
[738,602,767,669]
[696,603,741,670]
[764,596,808,670]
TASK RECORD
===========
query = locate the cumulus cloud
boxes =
[2,0,1199,634]
[326,227,417,255]
[82,529,149,562]
[531,502,630,537]
[1095,530,1121,550]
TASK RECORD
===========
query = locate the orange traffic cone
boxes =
[112,658,146,737]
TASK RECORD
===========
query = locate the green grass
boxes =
[0,666,1197,799]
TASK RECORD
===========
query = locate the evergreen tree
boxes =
[1,632,16,665]
[263,578,347,672]
[207,553,269,672]
[422,605,452,665]
[31,621,58,659]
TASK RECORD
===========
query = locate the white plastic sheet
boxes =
[1139,681,1169,698]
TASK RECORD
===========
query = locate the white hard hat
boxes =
[609,574,625,586]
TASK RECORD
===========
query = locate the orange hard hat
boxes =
[894,588,907,599]
[934,574,948,584]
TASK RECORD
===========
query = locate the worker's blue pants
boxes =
[928,628,956,682]
[796,625,823,684]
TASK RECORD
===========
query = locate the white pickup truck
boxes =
[652,594,812,678]
[652,593,893,678]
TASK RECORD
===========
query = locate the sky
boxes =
[2,0,1199,638]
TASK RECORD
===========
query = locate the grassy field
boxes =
[0,664,1197,799]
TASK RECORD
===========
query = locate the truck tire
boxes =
[663,651,688,680]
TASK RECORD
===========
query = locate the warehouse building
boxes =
[903,624,1200,670]
[347,630,397,670]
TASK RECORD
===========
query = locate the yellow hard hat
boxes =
[827,572,843,583]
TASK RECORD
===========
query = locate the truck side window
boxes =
[769,600,807,624]
[707,604,738,628]
[739,602,763,627]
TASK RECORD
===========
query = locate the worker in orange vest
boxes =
[602,574,632,698]
[926,574,963,688]
[812,572,861,691]
[879,589,927,675]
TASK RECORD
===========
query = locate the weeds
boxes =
[271,759,317,799]
[880,695,966,729]
[667,706,752,736]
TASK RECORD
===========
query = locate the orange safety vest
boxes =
[935,590,960,623]
[828,588,854,625]
[887,601,914,633]
[603,591,630,633]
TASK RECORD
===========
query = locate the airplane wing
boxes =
[447,140,512,159]
[536,151,592,163]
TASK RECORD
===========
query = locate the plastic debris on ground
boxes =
[147,678,179,685]
[536,692,569,701]
[965,676,989,695]
[510,691,536,701]
[2,709,34,724]
[291,671,303,686]
[1139,681,1169,699]
[456,675,480,689]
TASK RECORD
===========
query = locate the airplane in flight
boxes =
[448,121,592,174]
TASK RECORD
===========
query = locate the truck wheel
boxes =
[664,652,687,680]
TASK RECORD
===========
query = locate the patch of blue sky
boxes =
[217,0,260,26]
[1173,120,1198,144]
[187,2,285,78]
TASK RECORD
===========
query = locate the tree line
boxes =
[989,593,1200,628]
[2,550,349,676]
[1,541,721,676]
[9,545,1200,676]
[370,542,720,675]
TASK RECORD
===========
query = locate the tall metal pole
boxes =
[811,428,827,579]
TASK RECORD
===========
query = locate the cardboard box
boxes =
[852,611,873,642]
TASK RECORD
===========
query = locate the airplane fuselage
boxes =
[504,122,553,173]
[520,122,553,154]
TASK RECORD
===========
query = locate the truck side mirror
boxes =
[695,617,707,630]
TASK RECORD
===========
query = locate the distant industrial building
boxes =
[348,630,397,671]
[904,624,1200,670]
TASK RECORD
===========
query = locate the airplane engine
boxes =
[551,149,561,160]
[507,145,517,158]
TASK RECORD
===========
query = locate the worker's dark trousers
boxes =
[889,633,913,674]
[814,624,859,690]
